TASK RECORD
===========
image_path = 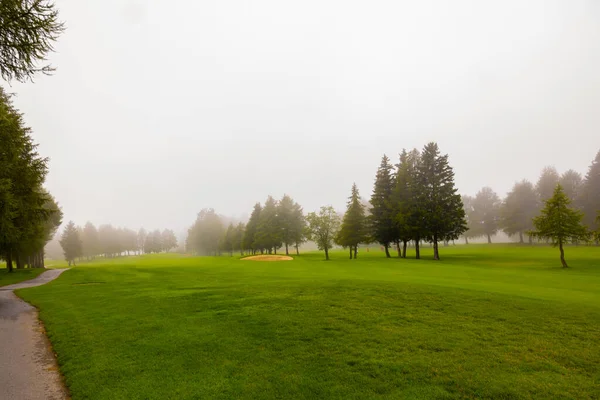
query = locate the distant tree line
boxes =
[58,222,178,265]
[462,151,600,245]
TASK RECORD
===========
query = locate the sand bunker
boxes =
[242,255,293,261]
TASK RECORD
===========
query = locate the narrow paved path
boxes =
[0,269,70,400]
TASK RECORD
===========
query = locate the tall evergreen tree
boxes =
[370,154,396,258]
[243,203,262,254]
[306,206,341,261]
[256,196,282,254]
[336,183,367,259]
[186,209,223,256]
[233,222,245,255]
[529,185,590,268]
[59,221,82,266]
[392,149,420,257]
[0,87,51,271]
[0,0,65,82]
[222,224,234,256]
[580,150,600,231]
[417,142,466,260]
[278,194,296,255]
[500,180,538,243]
[470,187,501,243]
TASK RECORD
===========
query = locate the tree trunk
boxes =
[402,240,407,258]
[464,237,469,245]
[285,243,289,256]
[487,234,492,244]
[384,244,391,258]
[295,243,299,255]
[396,240,401,257]
[349,247,352,259]
[559,241,568,268]
[16,254,24,269]
[519,232,524,244]
[325,247,329,261]
[6,251,13,272]
[443,240,448,247]
[528,235,533,245]
[415,239,420,259]
[353,245,358,259]
[433,237,440,260]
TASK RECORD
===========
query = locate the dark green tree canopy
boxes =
[417,142,466,260]
[370,154,396,257]
[336,183,367,258]
[0,0,65,82]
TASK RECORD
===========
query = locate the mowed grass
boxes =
[17,245,600,399]
[0,266,46,287]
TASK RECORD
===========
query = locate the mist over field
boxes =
[7,0,600,234]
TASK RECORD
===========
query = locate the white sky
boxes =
[8,0,600,233]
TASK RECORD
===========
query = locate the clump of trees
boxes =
[187,195,307,257]
[0,87,63,271]
[464,150,600,245]
[368,143,467,260]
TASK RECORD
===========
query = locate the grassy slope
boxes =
[0,267,46,287]
[18,245,600,399]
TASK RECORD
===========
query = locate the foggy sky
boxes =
[8,0,600,233]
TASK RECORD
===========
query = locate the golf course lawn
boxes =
[16,245,600,399]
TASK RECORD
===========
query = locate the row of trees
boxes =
[307,143,467,260]
[463,152,600,244]
[0,0,65,271]
[58,222,178,264]
[0,87,63,270]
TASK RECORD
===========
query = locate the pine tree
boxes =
[417,142,467,260]
[306,206,341,261]
[278,194,296,255]
[59,221,82,266]
[137,228,147,255]
[392,149,420,257]
[370,154,396,258]
[529,185,590,268]
[255,196,282,254]
[243,203,262,254]
[500,180,538,243]
[580,151,600,231]
[290,201,306,255]
[336,183,367,259]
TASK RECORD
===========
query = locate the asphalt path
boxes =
[0,269,70,400]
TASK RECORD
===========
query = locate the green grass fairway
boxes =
[17,245,600,399]
[0,267,46,287]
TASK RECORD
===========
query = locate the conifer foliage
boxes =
[336,183,367,259]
